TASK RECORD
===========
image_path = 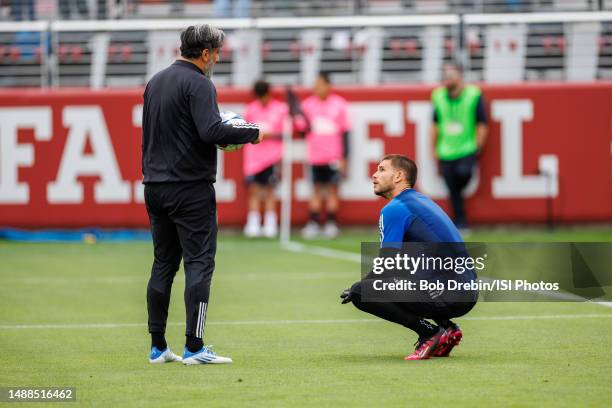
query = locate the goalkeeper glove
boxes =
[340,288,352,304]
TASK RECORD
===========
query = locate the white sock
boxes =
[264,211,277,228]
[246,211,261,227]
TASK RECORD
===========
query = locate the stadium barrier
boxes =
[2,11,612,88]
[0,82,611,227]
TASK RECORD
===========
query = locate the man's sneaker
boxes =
[434,324,463,357]
[301,221,320,239]
[182,346,233,365]
[149,347,182,364]
[322,221,339,239]
[404,329,444,361]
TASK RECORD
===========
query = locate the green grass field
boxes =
[1,228,611,407]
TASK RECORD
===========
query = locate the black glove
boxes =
[340,288,352,304]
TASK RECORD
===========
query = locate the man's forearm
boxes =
[208,121,260,145]
[476,124,488,150]
[342,131,350,159]
[430,125,438,157]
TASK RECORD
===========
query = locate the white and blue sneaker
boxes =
[182,346,233,365]
[149,346,182,364]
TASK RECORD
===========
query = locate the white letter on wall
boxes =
[0,107,52,203]
[339,102,400,200]
[492,100,558,198]
[132,104,144,203]
[47,106,131,204]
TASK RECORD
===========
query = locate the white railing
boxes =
[0,11,611,88]
[1,11,611,31]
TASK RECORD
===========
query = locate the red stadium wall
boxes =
[0,83,611,228]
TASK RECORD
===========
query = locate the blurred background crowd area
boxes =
[0,1,611,88]
[1,0,611,21]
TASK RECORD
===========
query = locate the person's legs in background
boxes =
[244,182,262,238]
[245,166,279,238]
[302,182,323,239]
[453,154,476,190]
[304,164,341,239]
[440,159,464,228]
[440,154,476,229]
[262,184,278,238]
[453,154,476,228]
[323,183,340,238]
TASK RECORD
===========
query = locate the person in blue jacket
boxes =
[340,154,477,360]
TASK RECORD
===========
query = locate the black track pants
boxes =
[145,181,217,339]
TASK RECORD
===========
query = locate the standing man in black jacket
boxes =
[143,24,261,365]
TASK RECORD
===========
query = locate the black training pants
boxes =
[439,153,477,228]
[145,180,217,339]
[348,281,476,330]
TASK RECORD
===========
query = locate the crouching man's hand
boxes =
[340,288,352,304]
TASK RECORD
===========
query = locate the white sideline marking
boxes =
[463,314,612,321]
[282,241,362,263]
[1,314,611,330]
[4,271,354,284]
[282,241,612,309]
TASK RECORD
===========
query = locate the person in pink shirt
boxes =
[298,72,351,239]
[243,79,288,238]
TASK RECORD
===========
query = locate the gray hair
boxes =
[180,24,225,59]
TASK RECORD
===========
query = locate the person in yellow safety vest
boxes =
[430,62,488,232]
